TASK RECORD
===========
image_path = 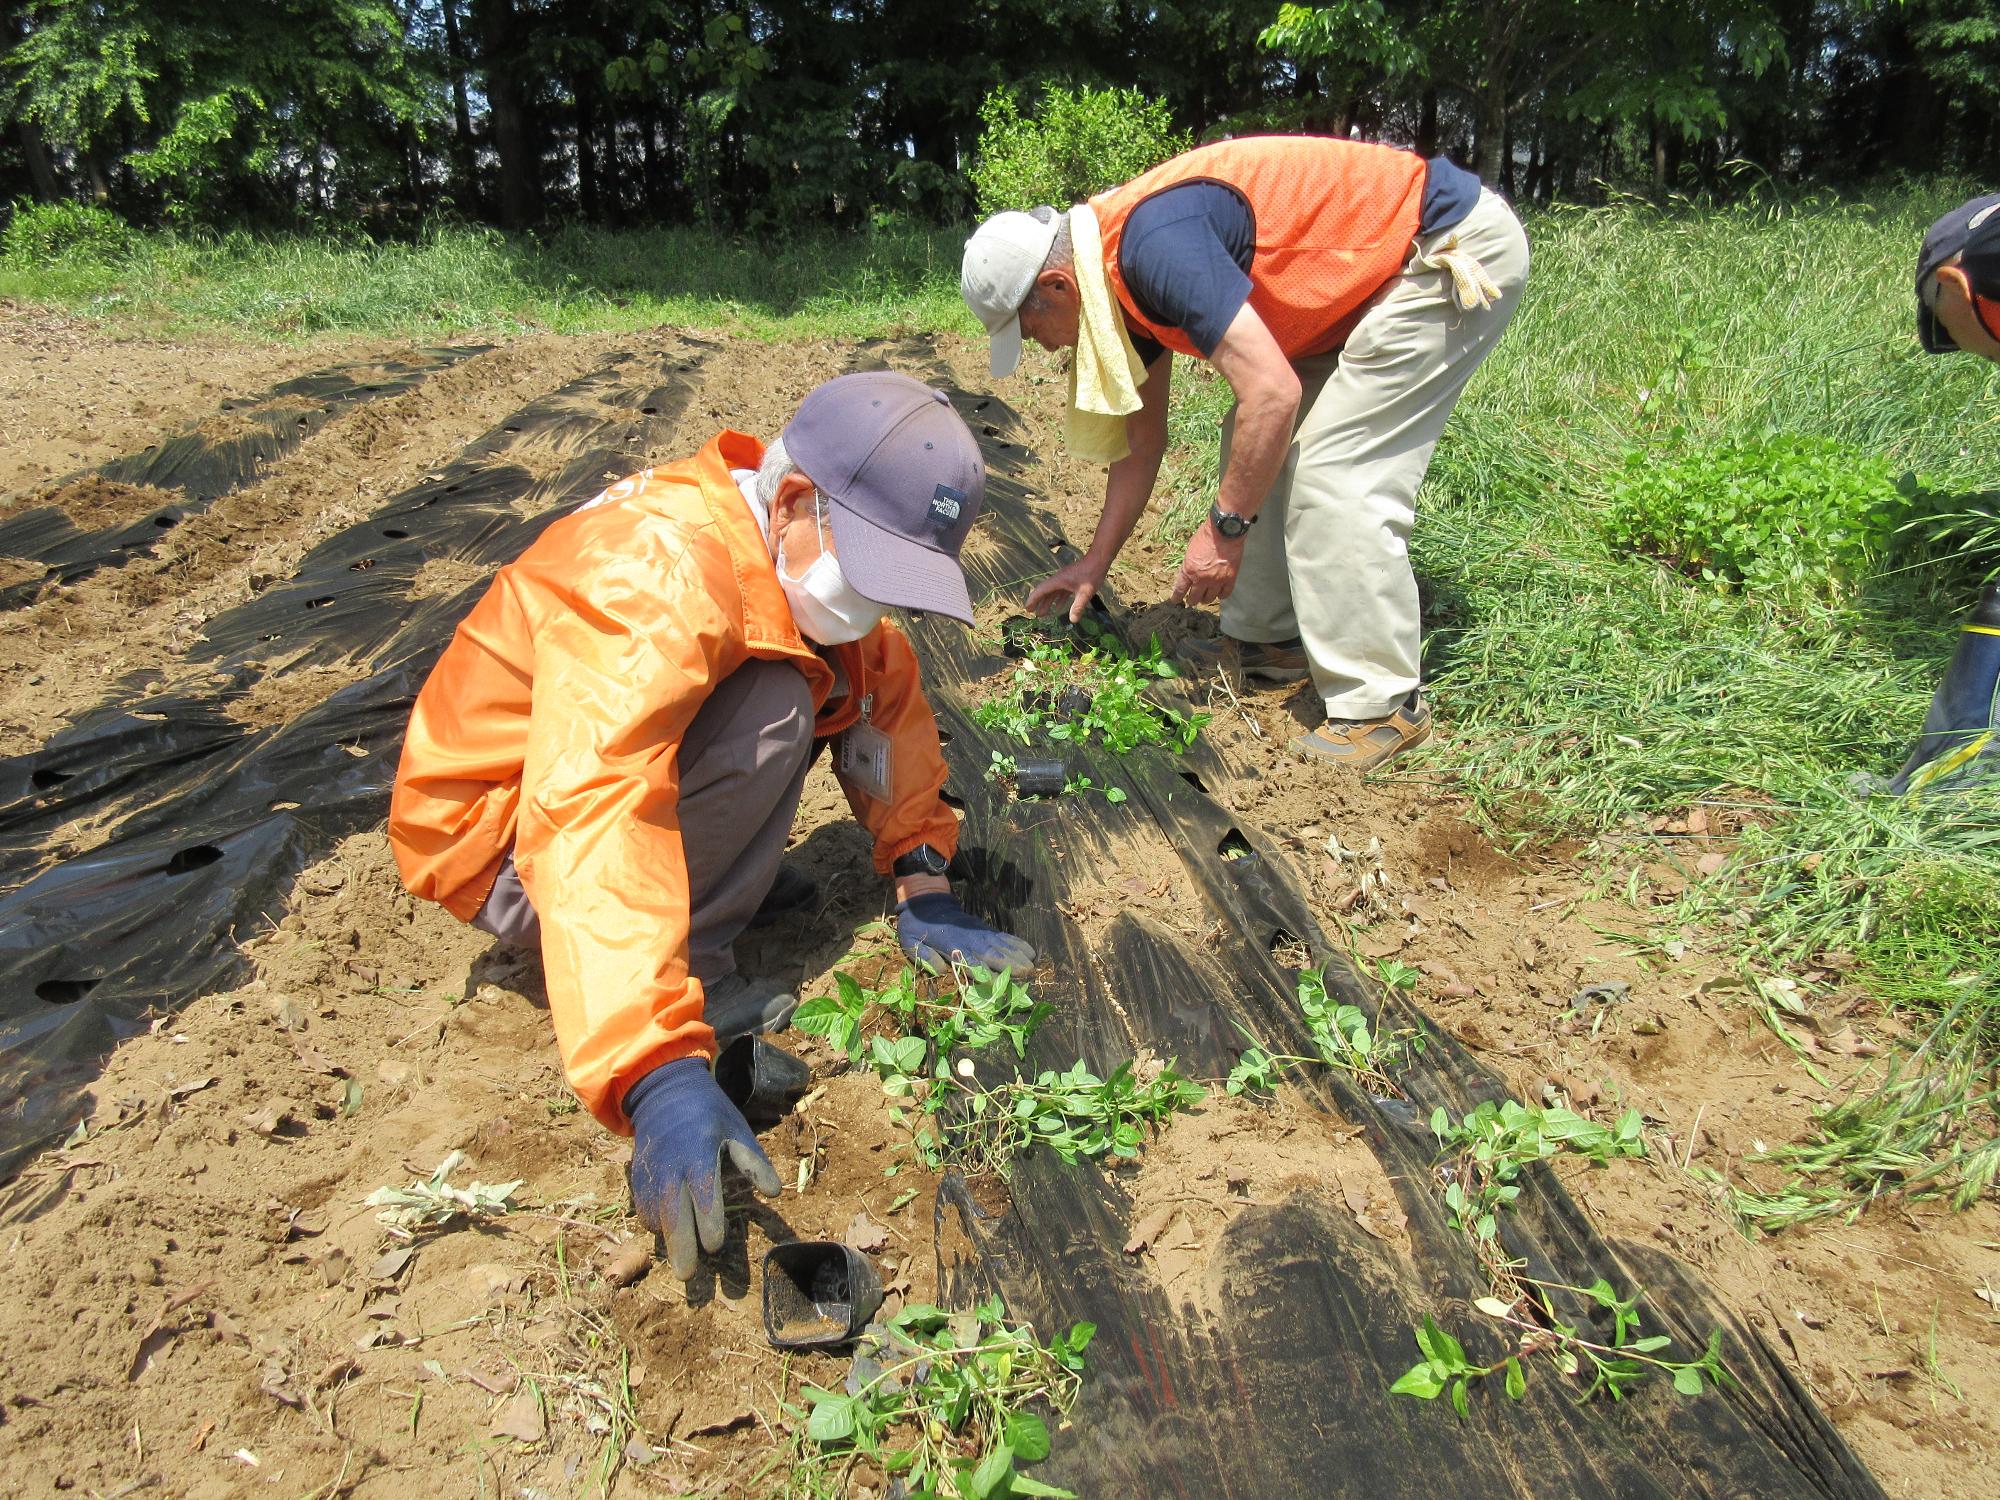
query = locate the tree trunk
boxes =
[1650,113,1666,195]
[1416,88,1439,157]
[472,0,537,228]
[17,119,60,201]
[1474,85,1506,184]
[1500,117,1516,197]
[82,150,111,205]
[574,75,599,221]
[440,0,478,203]
[640,111,661,214]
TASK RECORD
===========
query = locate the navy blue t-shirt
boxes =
[1119,155,1482,367]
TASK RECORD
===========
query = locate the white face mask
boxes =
[777,494,886,645]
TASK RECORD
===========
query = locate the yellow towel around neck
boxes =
[1064,204,1146,464]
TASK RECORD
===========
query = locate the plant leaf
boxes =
[1005,1410,1051,1462]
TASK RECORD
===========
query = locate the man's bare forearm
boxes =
[1083,443,1167,568]
[1214,385,1297,521]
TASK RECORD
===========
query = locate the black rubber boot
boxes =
[1885,584,2000,795]
[749,863,818,928]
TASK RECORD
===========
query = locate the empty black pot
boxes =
[715,1035,811,1124]
[762,1241,884,1349]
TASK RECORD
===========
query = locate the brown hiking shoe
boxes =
[1291,697,1432,773]
[1174,633,1310,687]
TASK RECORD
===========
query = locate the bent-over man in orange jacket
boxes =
[963,135,1528,773]
[388,371,1035,1278]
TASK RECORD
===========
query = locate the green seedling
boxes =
[1374,958,1422,992]
[947,1059,1203,1173]
[1228,966,1424,1098]
[1390,1278,1733,1416]
[788,1295,1092,1499]
[1062,773,1127,804]
[795,966,1198,1176]
[1430,1099,1646,1249]
[975,632,1206,756]
[794,965,1048,1069]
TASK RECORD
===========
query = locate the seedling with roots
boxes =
[794,965,1198,1177]
[364,1150,522,1235]
[1228,965,1424,1099]
[1391,1279,1734,1415]
[787,1295,1092,1498]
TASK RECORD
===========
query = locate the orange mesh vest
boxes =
[1092,136,1429,361]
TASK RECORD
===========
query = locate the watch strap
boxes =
[1208,503,1255,538]
[892,844,950,878]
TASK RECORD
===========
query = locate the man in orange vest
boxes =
[388,372,1035,1278]
[962,135,1528,772]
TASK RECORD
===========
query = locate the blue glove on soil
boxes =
[625,1057,782,1279]
[895,892,1038,975]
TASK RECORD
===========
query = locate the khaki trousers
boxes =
[472,657,815,984]
[1219,188,1530,720]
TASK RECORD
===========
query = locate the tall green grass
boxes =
[1381,189,1999,1222]
[0,220,967,341]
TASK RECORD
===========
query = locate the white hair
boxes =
[755,433,797,512]
[1022,205,1073,317]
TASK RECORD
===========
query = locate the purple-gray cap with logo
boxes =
[782,371,986,624]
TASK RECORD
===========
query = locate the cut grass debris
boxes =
[1717,996,2000,1230]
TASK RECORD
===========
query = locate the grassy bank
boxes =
[0,219,967,341]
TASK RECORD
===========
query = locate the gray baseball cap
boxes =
[781,371,986,624]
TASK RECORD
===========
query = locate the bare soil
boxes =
[0,318,1993,1499]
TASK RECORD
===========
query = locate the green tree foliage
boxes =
[967,84,1192,215]
[0,1,1992,232]
[1259,1,1784,186]
[7,0,439,222]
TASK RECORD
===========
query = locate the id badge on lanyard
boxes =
[838,692,893,803]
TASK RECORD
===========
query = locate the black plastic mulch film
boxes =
[0,341,710,1174]
[0,347,495,611]
[0,343,1883,1498]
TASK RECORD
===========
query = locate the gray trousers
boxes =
[472,657,816,984]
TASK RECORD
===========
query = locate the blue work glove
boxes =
[895,892,1038,975]
[624,1057,783,1279]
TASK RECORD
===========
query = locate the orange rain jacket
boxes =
[1093,135,1429,362]
[388,431,958,1132]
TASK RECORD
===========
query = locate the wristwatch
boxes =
[1208,502,1256,539]
[892,844,951,878]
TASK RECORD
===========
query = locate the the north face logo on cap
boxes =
[928,484,965,533]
